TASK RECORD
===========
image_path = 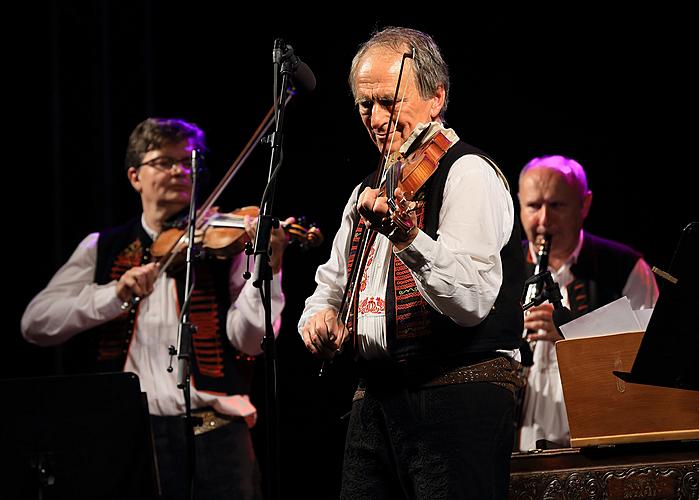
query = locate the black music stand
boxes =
[0,372,159,500]
[613,222,699,391]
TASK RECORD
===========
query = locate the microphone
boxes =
[287,56,316,92]
[274,39,316,92]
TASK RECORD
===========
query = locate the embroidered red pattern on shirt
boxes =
[358,296,385,315]
[359,244,377,292]
[345,220,378,336]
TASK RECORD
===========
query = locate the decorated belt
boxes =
[191,408,236,436]
[353,356,525,402]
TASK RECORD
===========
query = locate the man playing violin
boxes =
[21,117,290,499]
[299,27,526,498]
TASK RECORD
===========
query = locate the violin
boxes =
[381,128,453,232]
[150,206,323,274]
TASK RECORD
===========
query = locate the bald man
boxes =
[516,155,658,451]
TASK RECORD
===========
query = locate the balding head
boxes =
[519,155,589,202]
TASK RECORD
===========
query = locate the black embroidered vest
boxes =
[63,218,253,395]
[347,141,525,364]
[523,232,641,318]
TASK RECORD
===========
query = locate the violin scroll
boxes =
[283,217,324,249]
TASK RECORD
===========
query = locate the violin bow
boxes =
[156,91,296,277]
[329,48,416,363]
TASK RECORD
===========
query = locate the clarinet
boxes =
[513,234,551,449]
[523,234,552,358]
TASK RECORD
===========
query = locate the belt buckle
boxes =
[191,409,232,436]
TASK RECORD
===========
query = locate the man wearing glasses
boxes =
[21,117,289,499]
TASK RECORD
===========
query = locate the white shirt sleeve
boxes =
[395,155,515,326]
[20,233,125,346]
[226,251,285,356]
[623,257,659,310]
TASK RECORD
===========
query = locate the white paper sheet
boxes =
[633,308,654,331]
[559,296,644,340]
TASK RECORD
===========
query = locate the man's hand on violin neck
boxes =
[358,187,391,229]
[358,186,418,248]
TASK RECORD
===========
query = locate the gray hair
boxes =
[348,27,450,119]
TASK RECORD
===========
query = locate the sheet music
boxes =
[559,296,646,340]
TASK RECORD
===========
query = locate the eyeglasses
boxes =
[139,155,193,172]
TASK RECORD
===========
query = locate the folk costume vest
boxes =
[65,218,253,395]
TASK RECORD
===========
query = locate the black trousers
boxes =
[150,414,261,500]
[341,381,514,500]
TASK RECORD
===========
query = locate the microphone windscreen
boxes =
[294,60,316,92]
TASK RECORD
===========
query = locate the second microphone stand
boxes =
[251,40,296,500]
[172,149,204,500]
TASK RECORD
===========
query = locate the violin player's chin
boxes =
[170,184,191,193]
[374,135,401,154]
[163,188,191,204]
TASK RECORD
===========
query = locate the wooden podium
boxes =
[556,331,699,447]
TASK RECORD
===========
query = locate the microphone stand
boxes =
[173,149,203,500]
[251,38,293,500]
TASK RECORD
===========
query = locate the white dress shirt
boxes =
[21,215,285,424]
[298,124,515,359]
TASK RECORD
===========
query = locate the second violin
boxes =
[150,206,323,272]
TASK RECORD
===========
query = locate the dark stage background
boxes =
[7,3,696,499]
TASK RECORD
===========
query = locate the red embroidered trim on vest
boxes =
[346,205,432,339]
[97,239,143,362]
[189,274,226,378]
[392,205,431,339]
[98,239,228,381]
[571,280,590,315]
